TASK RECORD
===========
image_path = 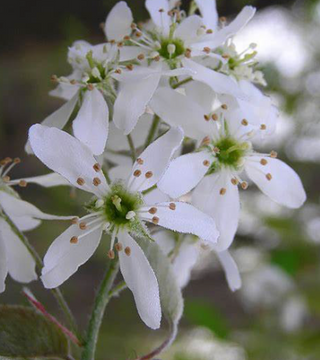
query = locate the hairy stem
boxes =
[127,134,137,162]
[144,115,160,149]
[81,258,120,360]
[0,211,81,341]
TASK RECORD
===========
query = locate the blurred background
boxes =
[1,0,320,359]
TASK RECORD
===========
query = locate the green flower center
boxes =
[157,38,185,59]
[214,137,248,168]
[103,183,142,227]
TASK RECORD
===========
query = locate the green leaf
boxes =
[0,305,69,359]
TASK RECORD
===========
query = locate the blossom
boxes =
[106,0,256,134]
[28,124,219,329]
[0,157,71,293]
[150,86,306,251]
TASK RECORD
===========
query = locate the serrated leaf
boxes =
[137,237,184,335]
[0,305,69,359]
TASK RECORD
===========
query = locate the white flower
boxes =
[150,86,306,251]
[0,157,71,293]
[106,0,256,134]
[28,124,219,329]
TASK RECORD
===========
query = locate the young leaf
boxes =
[0,305,69,359]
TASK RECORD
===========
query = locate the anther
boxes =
[169,203,176,210]
[220,16,227,22]
[212,114,218,121]
[137,54,145,61]
[51,74,58,83]
[115,69,122,74]
[70,79,77,85]
[137,158,144,165]
[3,175,10,182]
[93,177,101,186]
[115,243,123,252]
[93,163,101,172]
[79,222,87,230]
[203,160,210,167]
[95,199,104,208]
[145,171,153,178]
[123,35,130,41]
[206,29,213,34]
[149,207,157,214]
[124,246,131,256]
[70,236,78,244]
[135,31,142,38]
[126,211,136,220]
[131,23,137,30]
[126,64,133,71]
[270,151,278,158]
[185,49,192,58]
[152,216,159,224]
[13,157,21,164]
[133,169,142,177]
[220,188,227,195]
[266,173,272,181]
[87,84,94,91]
[107,250,115,259]
[71,217,79,225]
[77,177,85,186]
[213,147,220,154]
[204,114,210,121]
[260,159,268,166]
[231,178,239,185]
[222,54,229,59]
[19,180,27,187]
[221,104,228,110]
[241,119,248,126]
[260,124,267,130]
[241,181,248,190]
[201,136,210,146]
[159,8,164,12]
[117,42,124,48]
[203,47,211,54]
[154,55,161,61]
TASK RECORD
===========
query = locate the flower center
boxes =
[214,137,249,169]
[157,38,185,60]
[103,182,142,227]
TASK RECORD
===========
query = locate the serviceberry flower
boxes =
[151,87,306,251]
[28,124,219,329]
[0,157,71,293]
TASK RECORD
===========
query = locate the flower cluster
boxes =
[0,0,306,355]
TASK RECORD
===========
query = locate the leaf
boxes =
[137,237,184,341]
[0,305,69,359]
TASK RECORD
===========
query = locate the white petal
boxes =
[25,93,79,154]
[50,83,79,101]
[146,0,170,35]
[109,165,131,182]
[29,125,109,196]
[128,127,184,192]
[73,88,109,155]
[42,222,102,288]
[217,250,241,291]
[194,0,218,30]
[105,1,133,41]
[245,157,306,209]
[142,201,219,244]
[113,74,161,135]
[0,218,37,284]
[0,191,73,226]
[10,173,70,188]
[149,87,214,140]
[143,187,170,204]
[0,228,8,293]
[158,151,211,198]
[118,232,161,329]
[119,46,145,62]
[192,172,240,251]
[182,59,246,98]
[184,81,216,114]
[174,15,204,42]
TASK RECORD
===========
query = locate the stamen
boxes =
[221,104,228,110]
[19,180,27,187]
[107,250,115,259]
[270,151,277,158]
[203,160,210,167]
[137,158,144,165]
[260,159,268,165]
[185,49,191,58]
[149,207,157,214]
[70,236,79,244]
[125,211,136,220]
[212,114,218,121]
[133,169,142,177]
[220,188,227,195]
[204,114,210,121]
[241,181,248,190]
[51,74,58,83]
[137,54,145,61]
[266,173,272,181]
[206,29,213,34]
[201,136,210,146]
[152,216,159,224]
[260,124,267,130]
[93,177,101,186]
[231,178,239,185]
[93,163,101,172]
[145,171,153,178]
[169,203,176,210]
[71,217,79,224]
[95,199,104,208]
[87,84,94,91]
[115,69,122,74]
[241,119,248,126]
[79,222,87,230]
[3,176,10,183]
[124,246,131,256]
[115,243,123,252]
[126,64,133,71]
[203,47,211,54]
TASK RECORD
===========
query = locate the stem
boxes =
[0,211,81,341]
[171,77,192,89]
[127,134,137,162]
[81,258,120,360]
[108,281,127,298]
[144,115,160,149]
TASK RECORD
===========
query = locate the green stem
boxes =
[108,281,127,298]
[144,115,160,149]
[127,134,137,162]
[171,77,192,89]
[81,259,120,360]
[0,211,81,341]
